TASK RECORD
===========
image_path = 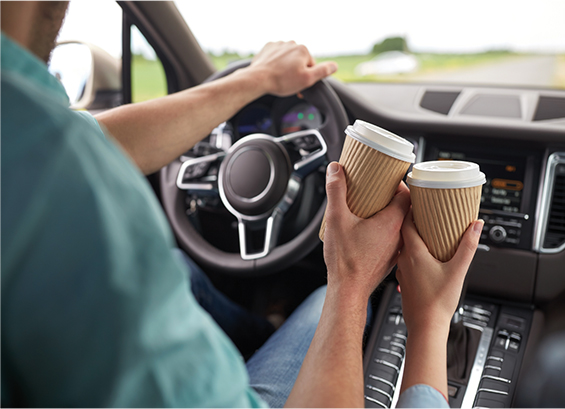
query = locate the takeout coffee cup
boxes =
[406,160,486,262]
[319,120,415,241]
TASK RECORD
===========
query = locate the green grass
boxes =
[131,54,167,103]
[555,55,565,88]
[208,53,253,72]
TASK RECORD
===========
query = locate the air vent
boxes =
[533,96,565,121]
[420,91,461,115]
[538,153,565,253]
[543,166,565,249]
[460,95,522,118]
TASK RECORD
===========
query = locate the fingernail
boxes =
[327,162,339,176]
[474,219,485,234]
[329,62,338,74]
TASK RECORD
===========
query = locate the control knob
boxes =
[489,225,507,243]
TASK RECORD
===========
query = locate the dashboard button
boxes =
[475,396,506,408]
[508,340,520,352]
[489,226,507,243]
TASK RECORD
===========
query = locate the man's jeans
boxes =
[177,250,325,408]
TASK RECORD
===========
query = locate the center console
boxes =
[423,143,541,252]
[363,284,533,408]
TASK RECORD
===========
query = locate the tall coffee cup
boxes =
[319,120,415,241]
[406,161,486,262]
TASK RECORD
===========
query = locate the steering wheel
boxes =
[160,60,348,276]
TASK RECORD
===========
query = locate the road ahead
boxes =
[414,55,558,88]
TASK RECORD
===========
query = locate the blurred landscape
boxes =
[208,36,565,89]
[130,36,565,103]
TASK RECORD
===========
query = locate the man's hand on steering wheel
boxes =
[160,41,348,275]
[249,41,338,97]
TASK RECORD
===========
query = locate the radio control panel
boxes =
[479,210,531,250]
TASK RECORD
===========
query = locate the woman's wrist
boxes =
[406,322,450,345]
[404,308,453,338]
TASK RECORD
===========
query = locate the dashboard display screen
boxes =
[436,150,526,213]
[236,106,274,136]
[281,103,322,135]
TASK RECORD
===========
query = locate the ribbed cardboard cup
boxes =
[407,161,486,262]
[319,120,415,241]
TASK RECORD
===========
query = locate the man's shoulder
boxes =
[1,70,134,189]
[1,71,166,276]
[1,71,102,152]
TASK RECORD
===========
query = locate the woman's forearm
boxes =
[400,322,450,400]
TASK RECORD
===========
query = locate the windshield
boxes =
[176,0,565,89]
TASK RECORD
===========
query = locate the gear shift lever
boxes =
[447,263,481,384]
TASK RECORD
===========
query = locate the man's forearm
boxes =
[95,66,270,174]
[284,285,368,408]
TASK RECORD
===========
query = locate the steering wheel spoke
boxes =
[237,209,284,260]
[276,129,327,179]
[234,172,302,260]
[176,151,226,194]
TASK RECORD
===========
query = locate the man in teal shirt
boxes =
[3,2,477,407]
[1,17,265,409]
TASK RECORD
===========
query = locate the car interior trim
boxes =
[460,326,494,408]
[365,394,388,408]
[476,388,509,396]
[368,374,396,391]
[389,357,406,408]
[237,211,277,261]
[176,152,226,191]
[332,80,565,142]
[481,374,511,384]
[413,136,425,164]
[533,152,565,253]
[119,1,213,90]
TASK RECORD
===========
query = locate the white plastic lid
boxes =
[406,160,486,189]
[345,120,415,163]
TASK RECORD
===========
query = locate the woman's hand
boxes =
[396,210,483,334]
[396,209,483,399]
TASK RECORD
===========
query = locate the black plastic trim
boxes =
[534,96,565,121]
[420,90,461,115]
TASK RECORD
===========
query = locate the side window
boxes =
[54,1,168,110]
[130,25,168,103]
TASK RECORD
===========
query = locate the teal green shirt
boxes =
[1,33,265,408]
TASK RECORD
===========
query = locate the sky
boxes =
[58,0,565,59]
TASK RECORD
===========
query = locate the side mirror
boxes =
[49,41,121,110]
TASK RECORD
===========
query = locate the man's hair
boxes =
[30,1,69,63]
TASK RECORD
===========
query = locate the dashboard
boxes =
[422,142,541,252]
[233,96,323,139]
[179,80,565,304]
[332,80,565,305]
